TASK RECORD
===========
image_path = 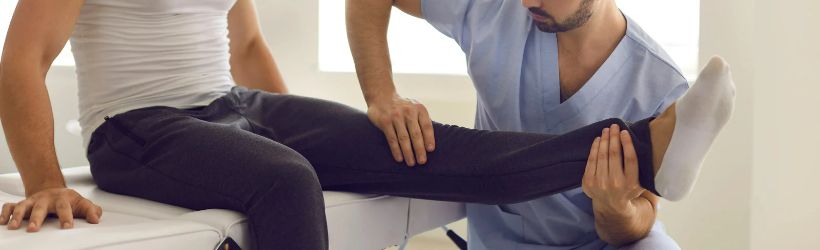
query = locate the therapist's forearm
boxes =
[593,195,656,246]
[346,0,398,105]
[0,66,67,197]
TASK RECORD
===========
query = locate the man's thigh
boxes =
[87,107,319,212]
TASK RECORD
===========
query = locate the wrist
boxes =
[25,183,66,197]
[23,174,67,197]
[593,198,637,221]
[365,91,399,107]
[593,198,652,246]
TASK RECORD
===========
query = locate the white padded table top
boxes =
[0,167,464,249]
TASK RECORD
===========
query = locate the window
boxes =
[318,0,467,75]
[0,0,75,66]
[318,0,700,78]
[619,0,700,79]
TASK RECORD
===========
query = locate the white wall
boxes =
[655,0,755,249]
[750,0,820,249]
[661,1,820,249]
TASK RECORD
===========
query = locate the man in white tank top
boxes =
[0,0,734,249]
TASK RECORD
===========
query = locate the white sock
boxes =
[655,56,736,201]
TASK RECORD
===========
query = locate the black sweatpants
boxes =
[86,86,657,250]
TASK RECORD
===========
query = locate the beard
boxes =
[529,0,594,33]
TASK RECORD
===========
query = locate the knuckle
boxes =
[401,105,414,113]
[32,203,46,210]
[422,123,434,130]
[56,202,69,210]
[12,208,25,216]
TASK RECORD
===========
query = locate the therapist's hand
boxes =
[368,94,435,167]
[0,187,102,232]
[581,124,645,216]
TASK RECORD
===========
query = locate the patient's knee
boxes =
[253,156,321,196]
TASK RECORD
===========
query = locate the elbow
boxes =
[0,56,49,89]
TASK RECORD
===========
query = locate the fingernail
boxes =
[62,222,71,229]
[621,130,628,135]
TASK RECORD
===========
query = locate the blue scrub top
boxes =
[421,0,689,249]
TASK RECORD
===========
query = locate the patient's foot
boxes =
[648,56,736,201]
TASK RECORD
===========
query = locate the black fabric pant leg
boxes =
[87,85,657,250]
[235,87,658,204]
[86,104,329,250]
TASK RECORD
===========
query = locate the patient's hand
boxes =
[0,188,102,232]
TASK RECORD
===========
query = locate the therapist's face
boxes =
[521,0,595,33]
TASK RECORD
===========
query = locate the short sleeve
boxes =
[654,80,689,116]
[421,0,474,46]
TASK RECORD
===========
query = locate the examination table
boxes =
[0,166,466,249]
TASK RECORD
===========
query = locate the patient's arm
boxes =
[582,125,658,246]
[227,0,287,94]
[0,0,101,232]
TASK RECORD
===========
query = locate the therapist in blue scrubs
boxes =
[347,0,687,249]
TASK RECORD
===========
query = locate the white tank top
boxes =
[70,0,238,148]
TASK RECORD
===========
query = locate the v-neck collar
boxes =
[537,17,634,130]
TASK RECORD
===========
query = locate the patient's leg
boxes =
[242,56,735,204]
[648,56,735,200]
[87,111,328,250]
[240,93,654,204]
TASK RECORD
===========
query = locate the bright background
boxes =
[2,0,819,249]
